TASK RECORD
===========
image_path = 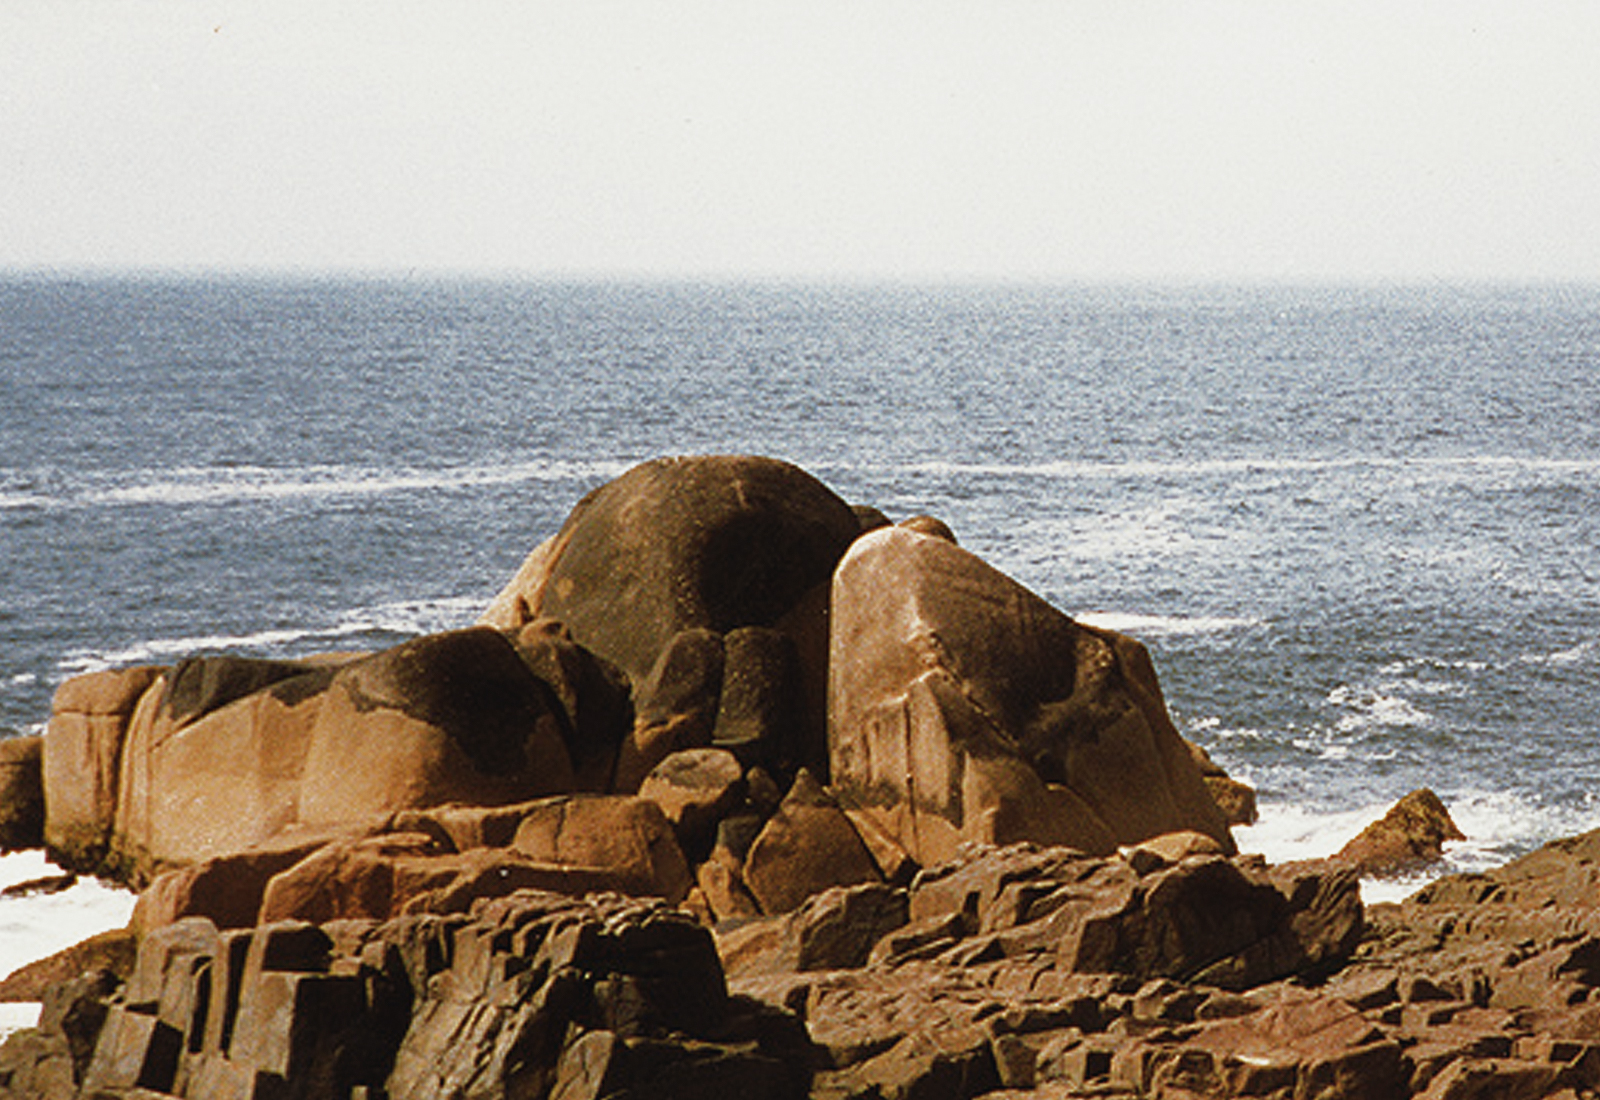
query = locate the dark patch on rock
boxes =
[163,655,325,726]
[338,627,555,775]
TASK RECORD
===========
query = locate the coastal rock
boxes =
[42,665,165,872]
[110,658,339,883]
[741,769,882,914]
[490,456,860,784]
[509,793,694,904]
[1408,825,1600,909]
[130,825,367,931]
[2,890,815,1100]
[0,734,45,851]
[637,747,747,857]
[615,628,725,792]
[1334,787,1465,877]
[505,618,633,791]
[1187,739,1259,826]
[254,832,626,923]
[829,525,1234,866]
[299,628,581,828]
[498,455,860,686]
[711,626,804,772]
[0,930,137,1004]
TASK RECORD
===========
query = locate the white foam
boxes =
[1075,610,1262,638]
[1518,640,1596,667]
[4,458,634,512]
[1326,685,1432,730]
[879,454,1600,482]
[0,851,136,1004]
[55,595,482,676]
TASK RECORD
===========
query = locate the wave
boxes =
[1074,610,1262,637]
[1518,640,1597,667]
[853,454,1600,482]
[6,451,1595,516]
[1326,685,1433,731]
[0,458,633,512]
[55,595,482,676]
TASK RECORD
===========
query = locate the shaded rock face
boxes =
[524,456,861,683]
[829,526,1233,865]
[0,734,45,851]
[487,455,862,782]
[0,891,814,1100]
[299,628,585,827]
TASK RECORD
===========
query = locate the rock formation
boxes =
[829,525,1234,865]
[47,452,1586,1100]
[1333,787,1466,878]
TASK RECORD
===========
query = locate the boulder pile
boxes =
[1,453,1589,1099]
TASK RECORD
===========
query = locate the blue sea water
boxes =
[2,274,1599,961]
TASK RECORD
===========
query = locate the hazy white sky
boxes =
[4,1,1598,281]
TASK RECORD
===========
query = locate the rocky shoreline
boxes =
[0,454,1594,1099]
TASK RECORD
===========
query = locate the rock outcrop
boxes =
[829,525,1234,866]
[1,890,814,1100]
[41,665,165,872]
[27,452,1585,1099]
[482,455,863,783]
[0,734,45,851]
[1333,787,1465,878]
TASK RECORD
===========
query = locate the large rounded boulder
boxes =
[829,525,1234,865]
[488,455,860,681]
[483,455,863,780]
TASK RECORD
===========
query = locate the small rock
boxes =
[1334,788,1465,877]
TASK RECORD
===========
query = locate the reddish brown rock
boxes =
[636,748,746,856]
[298,628,578,829]
[0,929,137,1004]
[741,770,881,914]
[1335,788,1465,878]
[111,660,337,883]
[830,525,1233,867]
[129,825,374,931]
[614,628,725,793]
[1187,739,1259,826]
[42,665,165,872]
[509,794,693,904]
[255,833,636,923]
[506,618,632,791]
[477,533,561,631]
[507,455,860,690]
[0,735,45,852]
[695,859,763,923]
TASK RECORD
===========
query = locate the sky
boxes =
[3,1,1599,282]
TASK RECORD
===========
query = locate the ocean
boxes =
[3,274,1599,997]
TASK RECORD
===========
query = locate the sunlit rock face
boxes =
[828,525,1233,866]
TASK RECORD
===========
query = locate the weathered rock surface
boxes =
[16,454,1600,1098]
[1334,787,1465,878]
[0,734,45,851]
[720,836,1600,1100]
[0,890,815,1100]
[486,455,860,688]
[41,629,635,886]
[42,665,166,872]
[830,525,1234,866]
[1187,739,1259,827]
[742,769,883,914]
